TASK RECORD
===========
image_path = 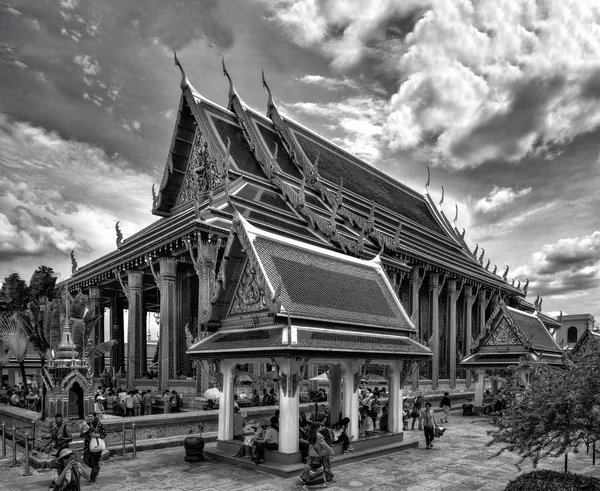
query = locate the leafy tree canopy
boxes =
[488,343,600,469]
[0,273,30,312]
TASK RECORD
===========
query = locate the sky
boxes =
[1,0,599,324]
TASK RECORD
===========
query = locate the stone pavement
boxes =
[2,411,600,491]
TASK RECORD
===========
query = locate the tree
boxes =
[28,266,57,302]
[488,344,600,470]
[0,273,30,313]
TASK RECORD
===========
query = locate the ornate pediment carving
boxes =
[229,260,267,315]
[486,317,523,346]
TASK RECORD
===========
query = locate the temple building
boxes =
[65,55,562,452]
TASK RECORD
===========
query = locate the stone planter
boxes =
[184,436,205,462]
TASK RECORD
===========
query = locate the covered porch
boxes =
[187,213,432,468]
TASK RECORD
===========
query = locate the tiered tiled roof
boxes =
[461,303,564,368]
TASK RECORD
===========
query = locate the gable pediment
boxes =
[484,316,527,348]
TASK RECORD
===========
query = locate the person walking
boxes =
[411,395,423,430]
[80,412,106,484]
[422,402,438,449]
[439,392,451,423]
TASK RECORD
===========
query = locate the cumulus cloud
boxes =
[514,232,600,297]
[264,0,600,168]
[296,74,359,91]
[282,97,386,160]
[474,186,532,213]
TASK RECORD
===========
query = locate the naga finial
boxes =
[461,228,465,239]
[152,183,158,210]
[485,259,490,270]
[559,310,563,322]
[70,250,78,274]
[517,279,521,289]
[511,278,515,287]
[539,296,543,312]
[439,186,444,207]
[425,166,430,194]
[298,176,306,208]
[173,51,189,91]
[453,203,458,224]
[533,294,540,310]
[368,200,375,231]
[493,264,497,275]
[262,69,276,116]
[472,243,478,258]
[478,248,485,265]
[502,265,509,282]
[222,57,237,110]
[523,278,529,296]
[116,221,123,248]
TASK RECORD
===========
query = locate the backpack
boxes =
[170,396,178,408]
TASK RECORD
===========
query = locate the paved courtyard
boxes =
[2,412,600,491]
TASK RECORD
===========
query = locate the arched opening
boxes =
[567,326,578,344]
[69,381,85,419]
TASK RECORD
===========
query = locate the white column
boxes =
[275,357,301,454]
[474,370,485,407]
[387,360,403,433]
[340,360,361,441]
[218,359,236,441]
[329,364,342,425]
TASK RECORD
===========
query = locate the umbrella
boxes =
[203,388,221,401]
[259,370,278,381]
[235,370,262,384]
[362,374,388,383]
[309,372,329,382]
[87,340,117,362]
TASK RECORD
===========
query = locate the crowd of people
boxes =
[0,381,41,411]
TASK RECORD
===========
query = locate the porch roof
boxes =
[187,324,432,360]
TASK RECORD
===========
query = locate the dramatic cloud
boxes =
[514,232,600,298]
[264,0,600,168]
[474,186,532,213]
[0,111,156,279]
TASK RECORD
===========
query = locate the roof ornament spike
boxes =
[173,51,189,91]
[478,248,485,265]
[261,69,276,116]
[115,221,123,248]
[523,278,529,296]
[517,279,521,290]
[439,185,444,207]
[485,258,490,270]
[453,203,458,224]
[502,265,509,283]
[222,57,238,110]
[493,264,497,275]
[461,228,465,239]
[425,166,430,194]
[472,243,478,259]
[511,278,515,287]
[533,294,540,310]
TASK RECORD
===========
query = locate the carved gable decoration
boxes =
[178,133,225,205]
[229,259,268,316]
[485,317,525,347]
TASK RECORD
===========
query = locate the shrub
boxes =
[504,470,600,491]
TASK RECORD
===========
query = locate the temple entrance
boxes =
[69,382,84,419]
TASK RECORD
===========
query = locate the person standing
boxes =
[51,448,90,490]
[162,390,171,414]
[80,412,106,484]
[411,395,423,430]
[439,392,451,423]
[422,402,438,449]
[142,389,153,416]
[132,390,143,416]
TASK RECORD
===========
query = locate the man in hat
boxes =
[52,447,90,490]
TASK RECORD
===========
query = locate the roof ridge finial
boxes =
[222,57,238,110]
[453,203,458,224]
[173,51,190,91]
[261,69,276,116]
[439,185,444,207]
[425,166,430,194]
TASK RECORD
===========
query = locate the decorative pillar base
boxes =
[184,436,205,462]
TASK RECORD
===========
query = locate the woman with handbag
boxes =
[52,448,90,491]
[80,412,106,484]
[411,395,423,430]
[300,422,335,486]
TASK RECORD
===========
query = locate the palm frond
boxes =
[70,292,88,319]
[0,313,29,361]
[0,339,11,366]
[50,300,61,349]
[14,311,45,353]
